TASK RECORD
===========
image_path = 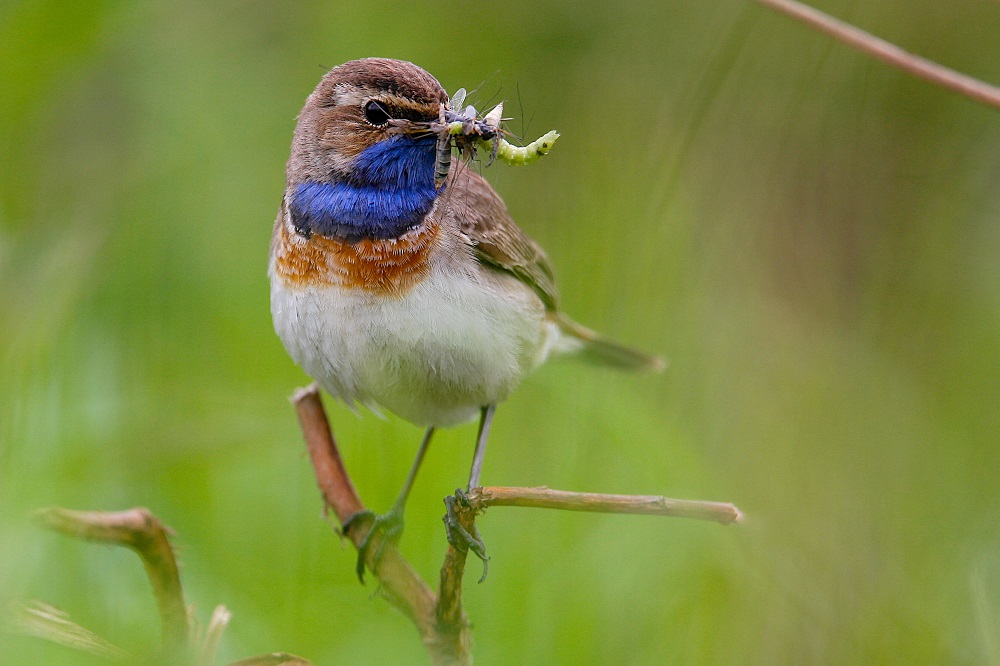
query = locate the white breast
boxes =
[270,254,559,427]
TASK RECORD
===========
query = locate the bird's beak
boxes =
[442,103,501,142]
[387,102,501,144]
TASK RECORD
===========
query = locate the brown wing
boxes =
[443,165,664,372]
[447,166,560,311]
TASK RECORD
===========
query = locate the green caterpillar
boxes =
[439,95,559,173]
[494,130,560,166]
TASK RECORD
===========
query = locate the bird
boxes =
[269,57,662,579]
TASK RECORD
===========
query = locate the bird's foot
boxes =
[443,489,489,582]
[342,507,404,583]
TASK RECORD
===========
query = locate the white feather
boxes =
[270,248,560,428]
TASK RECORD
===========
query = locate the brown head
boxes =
[286,58,448,185]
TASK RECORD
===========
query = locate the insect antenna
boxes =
[477,85,503,117]
[465,70,500,109]
[512,81,538,145]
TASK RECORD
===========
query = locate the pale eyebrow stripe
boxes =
[331,83,438,116]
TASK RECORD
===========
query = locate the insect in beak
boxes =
[433,90,505,188]
[432,87,558,189]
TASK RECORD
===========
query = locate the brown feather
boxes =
[440,167,663,371]
[271,199,439,295]
[444,167,560,311]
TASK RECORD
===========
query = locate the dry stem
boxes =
[752,0,1000,111]
[34,507,190,657]
[468,486,742,524]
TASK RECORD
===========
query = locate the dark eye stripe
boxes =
[389,105,436,122]
[376,95,441,121]
[363,98,438,126]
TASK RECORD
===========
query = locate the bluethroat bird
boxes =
[269,58,662,578]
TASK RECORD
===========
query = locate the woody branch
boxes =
[291,385,742,665]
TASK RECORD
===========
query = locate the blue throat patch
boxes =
[290,134,441,243]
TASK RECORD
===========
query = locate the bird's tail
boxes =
[552,314,666,372]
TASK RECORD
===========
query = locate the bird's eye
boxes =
[363,100,391,126]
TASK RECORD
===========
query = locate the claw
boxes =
[443,490,490,583]
[343,508,404,583]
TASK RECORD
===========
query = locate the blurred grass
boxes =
[3,0,1000,663]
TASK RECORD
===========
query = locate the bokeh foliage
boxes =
[3,0,1000,662]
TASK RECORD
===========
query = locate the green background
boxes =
[3,0,1000,663]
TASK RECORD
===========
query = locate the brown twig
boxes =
[293,385,364,524]
[434,497,479,662]
[752,0,1000,111]
[34,507,191,658]
[468,486,743,524]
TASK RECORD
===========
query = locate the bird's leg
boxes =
[444,404,496,581]
[344,426,435,582]
[467,403,496,491]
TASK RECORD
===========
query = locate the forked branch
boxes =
[291,385,742,666]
